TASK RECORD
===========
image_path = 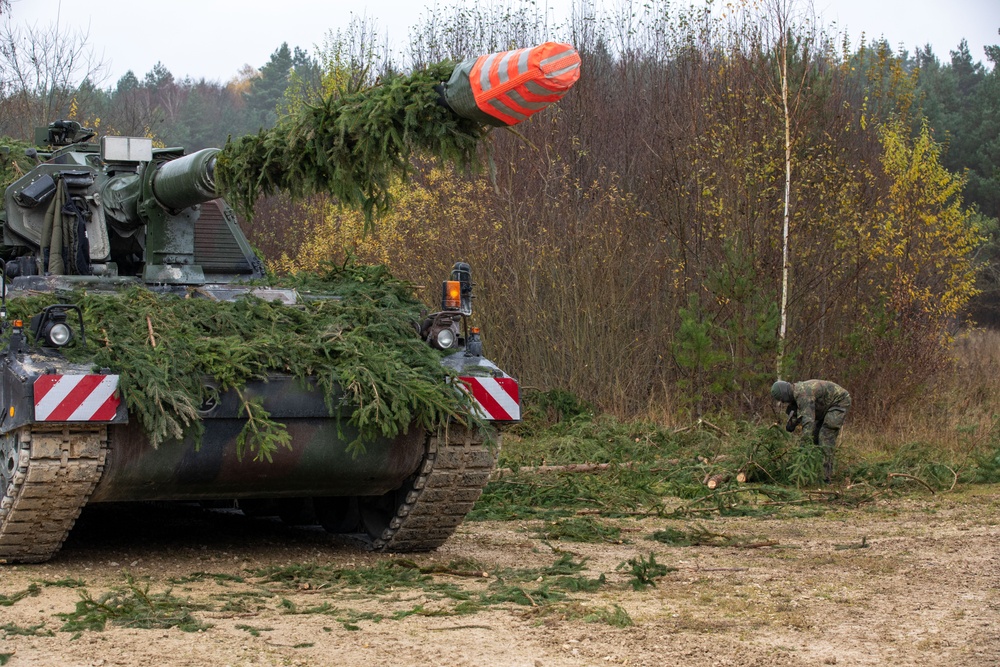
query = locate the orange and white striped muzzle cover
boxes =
[444,42,581,127]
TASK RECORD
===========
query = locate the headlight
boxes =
[28,304,85,349]
[436,328,456,349]
[48,322,73,347]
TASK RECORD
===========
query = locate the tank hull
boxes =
[90,375,425,502]
[92,421,425,502]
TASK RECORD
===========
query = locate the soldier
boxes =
[770,379,851,483]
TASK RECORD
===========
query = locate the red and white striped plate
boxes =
[459,376,520,421]
[33,374,121,422]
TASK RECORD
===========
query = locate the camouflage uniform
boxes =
[777,380,851,481]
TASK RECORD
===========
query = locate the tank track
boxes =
[0,425,108,564]
[370,425,498,552]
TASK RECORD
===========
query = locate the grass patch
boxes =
[252,560,436,596]
[583,604,634,627]
[527,601,634,627]
[474,390,998,524]
[968,444,1000,483]
[834,536,870,550]
[279,598,336,615]
[255,553,607,626]
[277,600,449,631]
[212,589,275,613]
[670,613,740,633]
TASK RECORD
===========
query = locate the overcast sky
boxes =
[6,0,999,85]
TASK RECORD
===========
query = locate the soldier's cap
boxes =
[771,380,794,403]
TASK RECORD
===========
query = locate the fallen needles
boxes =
[664,484,848,518]
[492,456,724,479]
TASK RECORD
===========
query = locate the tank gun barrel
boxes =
[150,148,219,211]
[93,145,226,284]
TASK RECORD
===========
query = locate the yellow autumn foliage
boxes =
[241,11,985,425]
[868,120,980,326]
[270,166,490,297]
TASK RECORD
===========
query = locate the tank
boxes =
[0,117,523,564]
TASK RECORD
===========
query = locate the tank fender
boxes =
[0,362,35,434]
[440,354,521,422]
[0,361,126,433]
[459,375,520,422]
[32,374,124,423]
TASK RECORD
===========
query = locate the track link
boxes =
[371,425,498,552]
[0,425,108,564]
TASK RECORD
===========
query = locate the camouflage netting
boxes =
[215,61,490,226]
[5,263,479,460]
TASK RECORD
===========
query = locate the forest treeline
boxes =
[1,1,999,425]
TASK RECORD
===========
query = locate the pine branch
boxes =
[4,262,479,456]
[215,62,489,229]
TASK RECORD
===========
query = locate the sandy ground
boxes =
[1,485,998,667]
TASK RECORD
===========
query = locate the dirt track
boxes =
[1,485,998,667]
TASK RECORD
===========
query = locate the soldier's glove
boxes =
[785,413,800,432]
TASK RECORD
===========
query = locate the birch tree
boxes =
[0,18,106,137]
[760,0,816,378]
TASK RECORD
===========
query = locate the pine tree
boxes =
[245,43,295,130]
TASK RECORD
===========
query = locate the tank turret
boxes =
[2,123,260,285]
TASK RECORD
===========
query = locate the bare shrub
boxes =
[245,0,981,431]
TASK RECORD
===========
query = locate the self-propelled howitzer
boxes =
[0,118,523,564]
[0,42,580,562]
